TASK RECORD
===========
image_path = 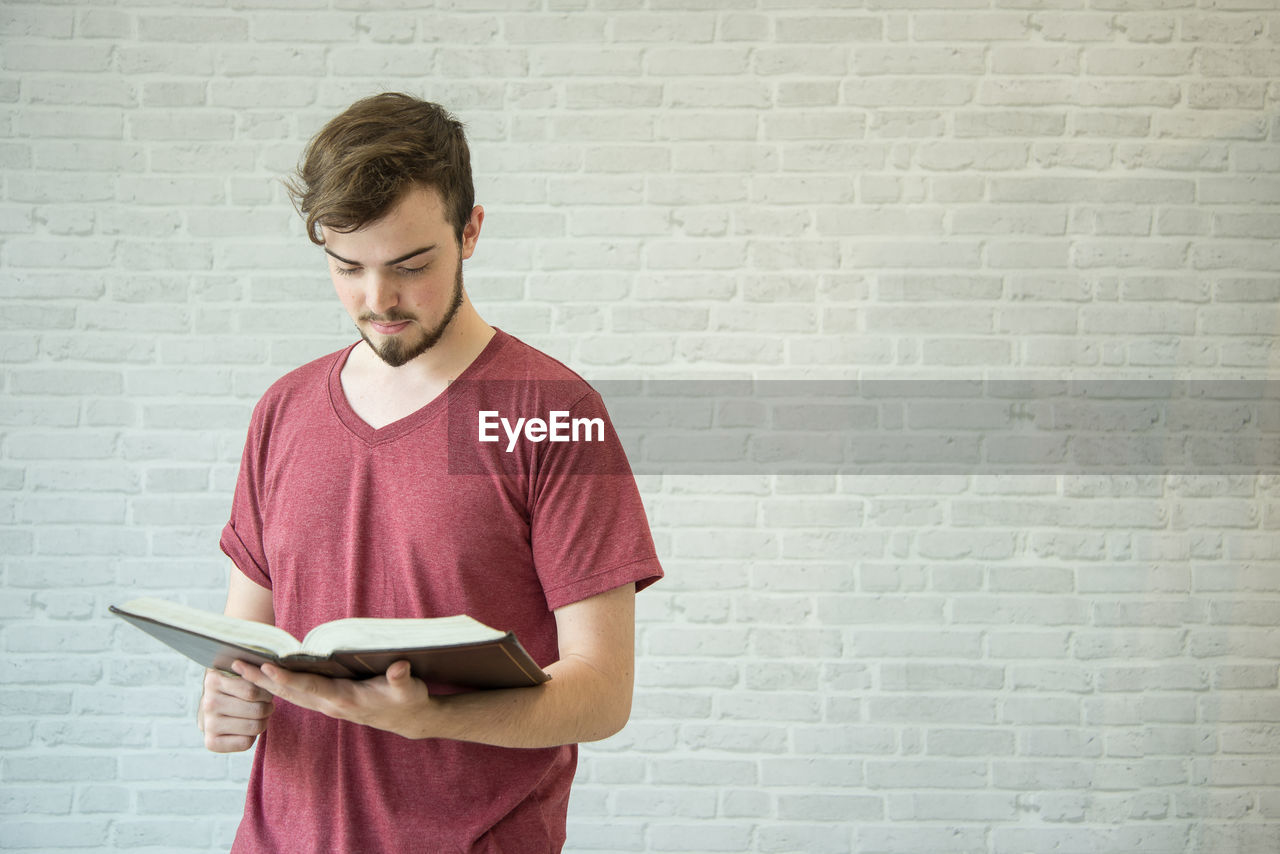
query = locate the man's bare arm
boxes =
[405,582,636,745]
[234,582,637,749]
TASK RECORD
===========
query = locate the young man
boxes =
[198,93,662,853]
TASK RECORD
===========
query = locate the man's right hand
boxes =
[199,667,275,753]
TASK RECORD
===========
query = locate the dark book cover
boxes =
[111,605,550,690]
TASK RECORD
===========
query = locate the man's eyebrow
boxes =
[323,245,437,267]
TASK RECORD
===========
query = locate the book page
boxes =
[117,597,302,657]
[301,615,505,656]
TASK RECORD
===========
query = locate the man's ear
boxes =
[461,205,484,260]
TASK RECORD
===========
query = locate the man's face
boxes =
[322,185,481,368]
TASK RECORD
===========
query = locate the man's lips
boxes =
[366,318,413,335]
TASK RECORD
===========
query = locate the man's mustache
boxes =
[360,309,418,323]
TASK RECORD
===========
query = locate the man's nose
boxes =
[364,272,398,316]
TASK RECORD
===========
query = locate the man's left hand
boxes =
[233,659,432,739]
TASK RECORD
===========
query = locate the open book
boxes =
[110,597,550,689]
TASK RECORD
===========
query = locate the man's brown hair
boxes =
[286,92,474,245]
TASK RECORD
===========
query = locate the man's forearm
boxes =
[401,653,633,748]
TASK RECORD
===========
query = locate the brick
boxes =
[866,759,988,789]
[0,8,74,38]
[775,15,880,43]
[844,78,974,107]
[3,755,117,783]
[857,46,986,75]
[0,820,112,849]
[649,823,752,852]
[1086,46,1195,75]
[890,791,1018,820]
[646,46,749,76]
[611,13,716,43]
[1200,47,1280,77]
[3,43,113,73]
[992,45,1081,74]
[996,826,1189,854]
[915,12,1031,40]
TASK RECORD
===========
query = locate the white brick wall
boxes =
[3,2,1279,852]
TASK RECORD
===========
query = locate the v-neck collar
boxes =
[327,328,509,446]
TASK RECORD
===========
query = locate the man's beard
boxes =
[357,260,465,368]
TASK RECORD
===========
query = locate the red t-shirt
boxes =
[220,329,662,854]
